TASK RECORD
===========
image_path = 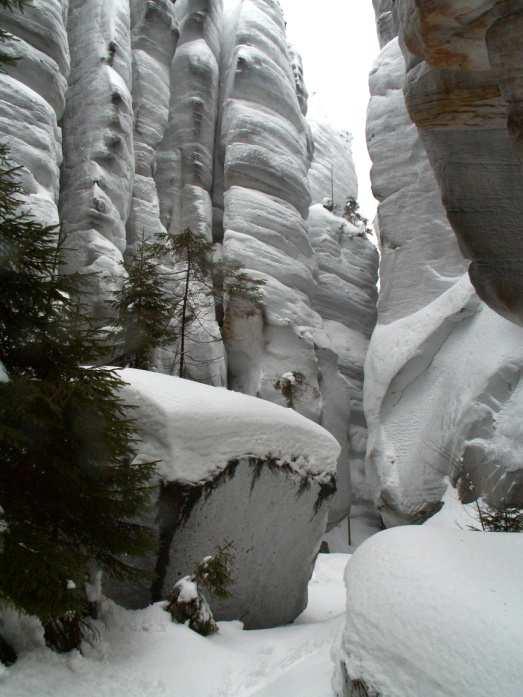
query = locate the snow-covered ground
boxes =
[0,554,349,697]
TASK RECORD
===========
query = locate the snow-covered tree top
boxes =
[120,369,340,484]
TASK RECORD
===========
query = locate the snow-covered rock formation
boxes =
[333,526,523,697]
[0,0,378,529]
[106,370,339,629]
[219,1,378,523]
[398,0,523,327]
[0,1,68,228]
[305,123,378,511]
[365,19,523,525]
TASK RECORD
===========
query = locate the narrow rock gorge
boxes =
[2,2,523,696]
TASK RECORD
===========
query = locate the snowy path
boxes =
[0,555,349,697]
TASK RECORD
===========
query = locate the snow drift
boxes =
[333,526,523,697]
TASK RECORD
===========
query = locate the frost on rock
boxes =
[333,527,523,697]
[364,33,523,525]
[105,369,339,628]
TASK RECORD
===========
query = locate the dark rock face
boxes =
[160,459,333,629]
[398,1,523,327]
[106,457,334,629]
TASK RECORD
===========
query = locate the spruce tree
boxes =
[112,232,177,370]
[0,151,155,652]
[169,229,264,378]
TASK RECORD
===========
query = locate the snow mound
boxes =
[1,554,349,697]
[333,526,523,697]
[119,369,340,483]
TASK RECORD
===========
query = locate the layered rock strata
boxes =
[398,0,523,327]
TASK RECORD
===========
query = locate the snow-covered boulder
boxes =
[106,369,339,629]
[333,527,523,697]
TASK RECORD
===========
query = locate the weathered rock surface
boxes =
[60,0,134,319]
[372,0,398,49]
[220,2,378,523]
[0,0,379,537]
[106,370,339,628]
[397,0,523,327]
[0,0,68,227]
[365,26,523,525]
[305,121,378,511]
[368,38,467,324]
[127,0,179,252]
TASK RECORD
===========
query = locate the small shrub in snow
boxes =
[343,197,372,237]
[274,371,305,409]
[322,197,335,212]
[167,577,218,637]
[461,474,523,532]
[475,502,523,533]
[166,543,234,636]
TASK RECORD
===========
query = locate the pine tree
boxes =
[170,229,215,378]
[169,229,264,378]
[0,152,155,652]
[112,232,177,370]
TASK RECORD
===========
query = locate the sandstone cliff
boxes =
[0,0,378,524]
[365,3,523,525]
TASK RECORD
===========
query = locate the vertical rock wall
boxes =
[0,0,379,526]
[0,0,69,227]
[221,0,320,420]
[127,0,179,252]
[305,123,379,508]
[60,0,134,319]
[397,0,523,327]
[365,13,523,526]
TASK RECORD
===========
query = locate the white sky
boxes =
[279,0,379,222]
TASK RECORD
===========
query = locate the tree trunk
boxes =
[178,250,191,378]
